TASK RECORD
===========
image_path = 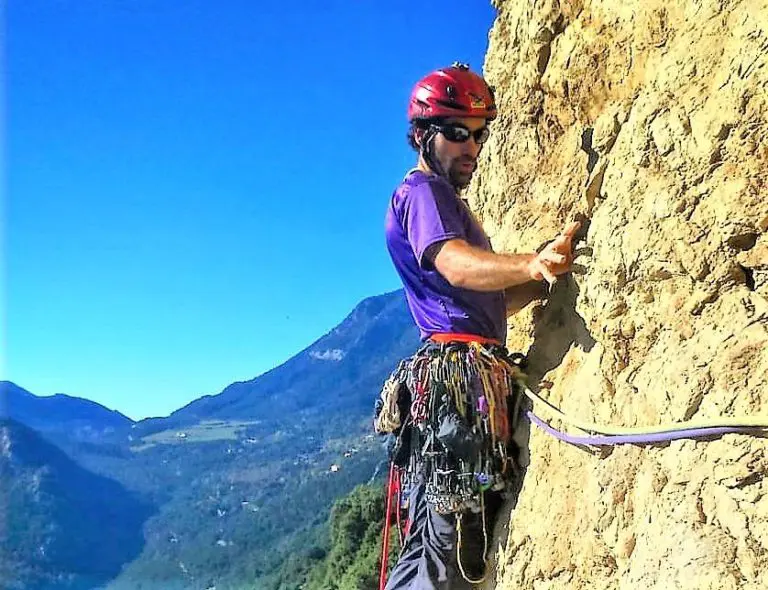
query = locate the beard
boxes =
[443,155,477,190]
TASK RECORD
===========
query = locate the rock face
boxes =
[470,1,768,588]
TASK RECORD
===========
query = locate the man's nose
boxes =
[464,141,482,156]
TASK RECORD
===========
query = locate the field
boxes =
[130,419,261,451]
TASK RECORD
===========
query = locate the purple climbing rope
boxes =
[526,411,759,446]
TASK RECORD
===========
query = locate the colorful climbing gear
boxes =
[375,336,524,587]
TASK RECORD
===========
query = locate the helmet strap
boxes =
[423,125,470,192]
[421,125,451,186]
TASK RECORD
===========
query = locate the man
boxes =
[379,63,579,589]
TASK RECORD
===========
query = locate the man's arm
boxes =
[428,221,580,291]
[429,239,540,291]
[504,280,547,315]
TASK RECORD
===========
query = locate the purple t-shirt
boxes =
[385,170,506,342]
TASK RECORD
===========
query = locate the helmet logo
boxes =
[469,93,486,109]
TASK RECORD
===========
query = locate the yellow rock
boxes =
[473,0,768,588]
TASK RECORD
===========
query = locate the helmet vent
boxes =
[434,99,467,111]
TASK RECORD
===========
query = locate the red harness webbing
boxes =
[429,332,502,345]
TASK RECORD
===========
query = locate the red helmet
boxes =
[407,62,497,122]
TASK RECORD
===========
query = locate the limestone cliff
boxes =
[469,1,768,588]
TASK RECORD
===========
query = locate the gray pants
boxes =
[384,478,501,590]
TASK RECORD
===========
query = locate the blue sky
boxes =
[5,0,497,420]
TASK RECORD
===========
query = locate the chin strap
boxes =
[421,125,455,188]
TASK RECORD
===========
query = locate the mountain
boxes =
[0,382,133,443]
[135,289,420,435]
[95,289,421,590]
[0,419,152,590]
[1,290,420,590]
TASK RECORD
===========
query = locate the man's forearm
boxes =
[505,280,547,315]
[432,239,536,291]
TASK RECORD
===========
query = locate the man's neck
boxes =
[416,158,432,175]
[411,157,464,196]
[403,159,434,182]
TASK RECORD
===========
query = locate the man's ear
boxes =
[414,127,425,148]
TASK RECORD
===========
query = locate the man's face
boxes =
[426,117,489,189]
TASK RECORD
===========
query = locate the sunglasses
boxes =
[434,123,490,145]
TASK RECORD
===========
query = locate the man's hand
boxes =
[528,221,581,285]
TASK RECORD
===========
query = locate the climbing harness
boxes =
[400,339,524,515]
[375,334,525,586]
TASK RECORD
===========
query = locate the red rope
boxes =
[395,468,404,546]
[379,462,397,590]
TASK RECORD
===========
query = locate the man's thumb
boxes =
[562,220,581,238]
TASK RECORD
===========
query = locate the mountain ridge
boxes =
[0,382,134,443]
[0,418,152,590]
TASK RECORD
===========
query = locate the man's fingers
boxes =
[529,263,544,281]
[530,259,549,281]
[541,264,557,284]
[540,251,566,265]
[550,236,567,250]
[552,233,573,249]
[532,257,557,284]
[561,220,581,239]
[547,239,573,260]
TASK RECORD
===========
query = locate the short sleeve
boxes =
[401,179,466,267]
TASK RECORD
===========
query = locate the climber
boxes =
[379,62,580,589]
